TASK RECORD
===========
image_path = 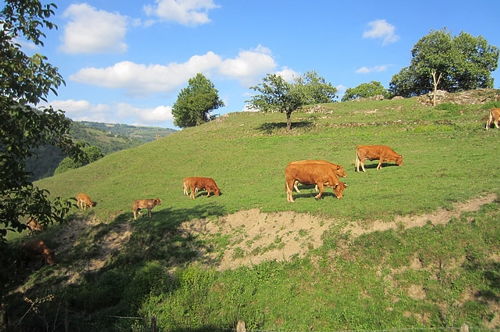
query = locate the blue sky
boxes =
[26,0,500,129]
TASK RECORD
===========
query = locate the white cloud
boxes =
[336,84,347,93]
[49,99,173,125]
[275,67,300,82]
[70,52,223,95]
[355,65,389,74]
[218,45,276,86]
[71,46,281,94]
[144,0,219,26]
[363,19,399,45]
[60,3,127,54]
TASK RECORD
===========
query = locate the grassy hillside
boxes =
[25,121,176,181]
[5,95,500,331]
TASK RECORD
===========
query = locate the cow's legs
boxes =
[314,183,324,199]
[286,180,295,202]
[377,158,384,170]
[293,180,301,193]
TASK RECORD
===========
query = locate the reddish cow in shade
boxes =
[486,108,500,129]
[75,193,96,210]
[355,145,403,172]
[285,162,347,202]
[22,240,55,265]
[183,177,221,199]
[26,218,44,234]
[132,198,161,220]
[289,160,347,192]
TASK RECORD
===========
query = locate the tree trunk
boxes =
[286,111,292,131]
[431,70,442,107]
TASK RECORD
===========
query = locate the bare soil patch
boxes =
[180,193,497,270]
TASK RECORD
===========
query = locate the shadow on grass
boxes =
[2,203,227,331]
[116,202,226,266]
[257,121,313,134]
[354,163,400,171]
[288,191,338,200]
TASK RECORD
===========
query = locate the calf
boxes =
[486,108,500,129]
[355,145,403,172]
[22,240,55,266]
[132,198,161,220]
[75,193,96,210]
[26,218,44,234]
[285,163,347,202]
[183,177,221,199]
[289,160,347,192]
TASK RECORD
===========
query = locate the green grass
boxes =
[4,95,500,331]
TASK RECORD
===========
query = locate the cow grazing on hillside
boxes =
[289,160,347,193]
[75,193,96,210]
[285,163,347,202]
[26,218,44,234]
[355,145,403,172]
[486,108,500,129]
[132,198,161,220]
[22,240,55,265]
[183,177,221,199]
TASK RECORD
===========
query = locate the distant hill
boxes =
[26,121,176,180]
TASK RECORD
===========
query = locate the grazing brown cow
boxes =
[75,193,96,210]
[22,240,55,265]
[290,160,347,192]
[285,162,347,202]
[132,198,161,220]
[26,218,44,234]
[486,108,500,129]
[183,177,221,199]
[355,145,403,172]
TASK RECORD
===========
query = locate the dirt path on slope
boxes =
[180,193,497,270]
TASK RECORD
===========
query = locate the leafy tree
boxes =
[54,145,103,175]
[172,73,224,128]
[248,72,336,130]
[342,81,388,102]
[294,71,337,104]
[389,29,499,103]
[0,0,82,241]
[248,74,305,131]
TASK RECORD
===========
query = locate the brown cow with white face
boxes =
[285,162,347,202]
[22,239,55,265]
[132,198,161,220]
[355,145,403,172]
[486,108,500,129]
[75,193,96,210]
[289,160,347,192]
[183,177,221,199]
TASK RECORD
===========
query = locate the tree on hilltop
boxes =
[389,29,499,105]
[0,0,83,243]
[342,81,388,102]
[248,72,337,131]
[172,73,224,128]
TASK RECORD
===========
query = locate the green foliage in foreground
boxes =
[4,95,500,331]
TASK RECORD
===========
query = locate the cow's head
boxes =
[214,187,221,196]
[334,182,347,199]
[396,155,403,166]
[154,198,162,206]
[336,166,347,177]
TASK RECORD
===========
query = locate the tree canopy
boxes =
[389,29,499,97]
[0,0,82,241]
[54,145,103,175]
[341,81,388,102]
[172,73,224,128]
[248,71,336,130]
